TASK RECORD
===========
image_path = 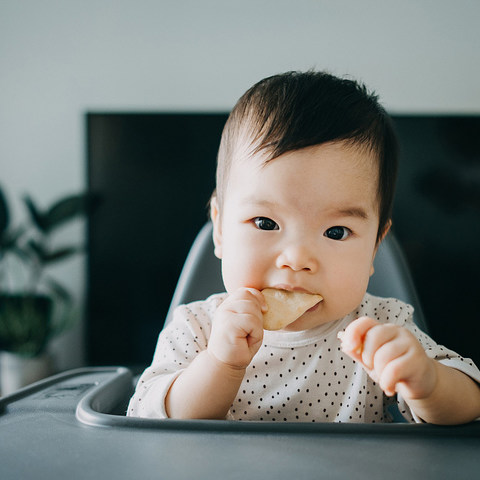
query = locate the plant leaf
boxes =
[24,195,48,232]
[0,225,24,250]
[45,193,95,232]
[42,246,83,265]
[27,239,47,261]
[43,277,73,303]
[26,240,82,265]
[42,277,75,337]
[0,186,10,235]
[0,295,52,355]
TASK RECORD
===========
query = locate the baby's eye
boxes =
[253,217,279,231]
[324,226,352,241]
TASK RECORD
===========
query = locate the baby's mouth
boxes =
[271,284,319,296]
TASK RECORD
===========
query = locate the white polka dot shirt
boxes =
[127,293,480,422]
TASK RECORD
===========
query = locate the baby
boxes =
[128,71,480,424]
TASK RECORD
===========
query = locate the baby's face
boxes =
[212,141,382,330]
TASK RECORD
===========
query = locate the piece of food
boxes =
[261,288,323,330]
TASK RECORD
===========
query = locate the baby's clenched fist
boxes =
[339,317,437,401]
[208,288,266,369]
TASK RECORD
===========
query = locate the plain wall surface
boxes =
[1,0,480,369]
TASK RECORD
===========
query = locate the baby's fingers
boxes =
[222,288,266,317]
[379,345,437,400]
[338,316,378,361]
[378,349,417,397]
[245,288,268,313]
[361,324,402,370]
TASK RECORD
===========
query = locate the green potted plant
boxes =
[0,184,95,394]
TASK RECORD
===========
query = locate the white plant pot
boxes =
[0,351,53,396]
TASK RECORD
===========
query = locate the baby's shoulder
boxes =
[172,292,227,326]
[354,293,414,326]
[160,293,227,344]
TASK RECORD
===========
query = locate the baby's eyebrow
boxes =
[243,196,371,221]
[334,207,370,220]
[243,197,277,207]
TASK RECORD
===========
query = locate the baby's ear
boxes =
[378,219,392,244]
[210,195,223,259]
[370,219,392,276]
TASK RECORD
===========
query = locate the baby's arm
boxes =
[339,317,480,425]
[165,288,265,419]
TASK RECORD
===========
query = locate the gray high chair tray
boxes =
[0,367,479,480]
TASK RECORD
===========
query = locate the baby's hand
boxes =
[339,317,437,400]
[208,288,266,370]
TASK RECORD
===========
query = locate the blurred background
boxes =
[1,1,479,376]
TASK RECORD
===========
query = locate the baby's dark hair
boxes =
[215,70,398,242]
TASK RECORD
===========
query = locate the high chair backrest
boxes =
[165,222,428,332]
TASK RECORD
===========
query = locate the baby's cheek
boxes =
[221,254,267,292]
[327,270,370,317]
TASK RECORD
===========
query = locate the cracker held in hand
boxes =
[261,288,323,330]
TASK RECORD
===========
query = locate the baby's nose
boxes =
[275,243,319,273]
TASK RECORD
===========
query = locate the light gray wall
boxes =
[1,0,480,369]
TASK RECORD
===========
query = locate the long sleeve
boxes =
[127,294,224,418]
[397,315,480,422]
